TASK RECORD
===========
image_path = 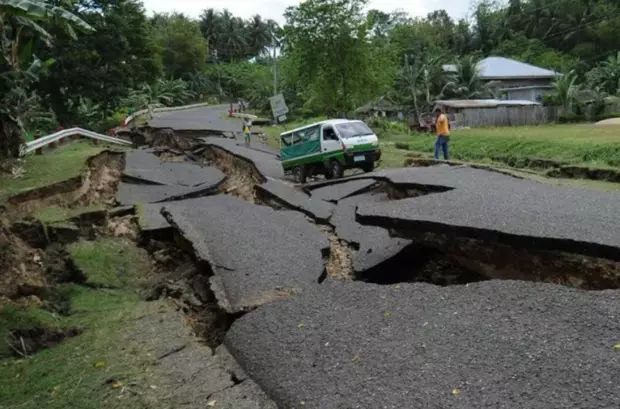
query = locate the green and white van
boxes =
[280,119,381,183]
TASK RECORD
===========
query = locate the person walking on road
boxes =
[434,107,450,160]
[242,117,252,146]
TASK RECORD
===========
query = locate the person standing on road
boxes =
[434,107,450,160]
[243,117,252,146]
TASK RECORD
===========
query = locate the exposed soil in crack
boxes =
[5,150,125,217]
[144,235,238,348]
[406,231,620,290]
[7,327,81,358]
[359,243,488,286]
[0,216,47,299]
[197,145,264,202]
[319,225,355,281]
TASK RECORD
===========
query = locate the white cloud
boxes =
[141,0,474,23]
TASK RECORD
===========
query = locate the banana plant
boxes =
[0,0,93,70]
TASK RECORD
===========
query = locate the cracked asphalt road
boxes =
[355,166,620,259]
[124,105,620,409]
[226,279,620,409]
[148,104,242,133]
[162,195,329,313]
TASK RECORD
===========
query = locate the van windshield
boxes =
[335,122,373,139]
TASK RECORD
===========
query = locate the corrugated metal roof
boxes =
[442,57,559,80]
[500,85,554,91]
[477,57,559,79]
[434,99,541,108]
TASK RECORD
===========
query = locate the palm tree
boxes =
[552,70,580,115]
[246,15,271,57]
[601,52,620,95]
[219,10,247,62]
[397,55,424,119]
[441,56,492,99]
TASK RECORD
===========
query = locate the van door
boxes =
[321,125,341,156]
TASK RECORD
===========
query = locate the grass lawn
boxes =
[384,124,620,169]
[0,140,109,204]
[0,238,158,409]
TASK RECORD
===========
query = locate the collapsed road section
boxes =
[162,195,329,313]
[11,112,616,409]
[179,134,618,408]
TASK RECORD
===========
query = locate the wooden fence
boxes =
[453,106,559,128]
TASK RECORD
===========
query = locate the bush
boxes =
[595,112,620,121]
[557,113,585,123]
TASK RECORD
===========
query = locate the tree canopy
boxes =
[1,0,619,157]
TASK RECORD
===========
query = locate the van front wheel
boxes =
[329,160,343,179]
[361,161,375,173]
[294,165,307,184]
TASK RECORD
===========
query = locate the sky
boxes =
[141,0,475,24]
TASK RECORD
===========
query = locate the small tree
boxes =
[552,70,580,116]
[441,56,492,99]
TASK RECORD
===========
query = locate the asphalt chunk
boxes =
[256,180,334,223]
[162,195,329,313]
[201,137,284,180]
[309,179,377,202]
[356,165,620,260]
[124,150,225,187]
[225,279,620,409]
[116,182,220,205]
[330,192,410,273]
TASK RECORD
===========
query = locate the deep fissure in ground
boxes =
[4,138,618,359]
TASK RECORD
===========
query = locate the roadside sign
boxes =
[269,94,289,120]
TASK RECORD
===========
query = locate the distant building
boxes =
[355,96,405,120]
[443,56,560,102]
[433,99,557,127]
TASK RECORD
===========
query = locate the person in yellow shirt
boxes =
[434,107,450,160]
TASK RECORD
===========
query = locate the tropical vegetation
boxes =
[1,0,619,158]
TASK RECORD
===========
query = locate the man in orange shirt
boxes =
[434,107,450,160]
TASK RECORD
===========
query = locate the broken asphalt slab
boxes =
[309,178,378,202]
[201,137,284,180]
[225,279,620,409]
[124,300,276,409]
[330,192,411,273]
[116,182,221,205]
[331,165,620,260]
[124,149,225,187]
[256,180,334,223]
[136,203,172,238]
[162,195,329,313]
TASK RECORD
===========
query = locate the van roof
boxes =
[280,119,363,136]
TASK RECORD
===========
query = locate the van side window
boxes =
[305,125,320,142]
[322,126,338,141]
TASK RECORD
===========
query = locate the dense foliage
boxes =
[1,0,619,157]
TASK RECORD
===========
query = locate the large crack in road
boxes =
[5,124,618,408]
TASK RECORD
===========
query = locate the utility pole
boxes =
[273,46,278,96]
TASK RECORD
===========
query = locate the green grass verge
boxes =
[68,238,151,288]
[0,239,156,409]
[34,205,106,224]
[0,140,107,204]
[0,286,157,409]
[383,124,620,168]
